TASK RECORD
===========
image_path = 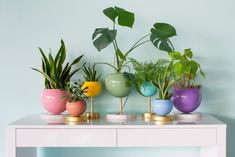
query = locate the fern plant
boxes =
[130,58,160,87]
[32,40,84,89]
[82,64,101,81]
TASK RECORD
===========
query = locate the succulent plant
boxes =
[82,64,101,81]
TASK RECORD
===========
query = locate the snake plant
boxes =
[32,40,84,89]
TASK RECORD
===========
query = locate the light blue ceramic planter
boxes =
[152,99,173,116]
[139,81,157,97]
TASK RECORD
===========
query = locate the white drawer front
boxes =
[118,128,216,147]
[16,128,116,147]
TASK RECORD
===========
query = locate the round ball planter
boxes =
[139,81,157,97]
[66,100,87,117]
[105,73,131,97]
[40,89,69,114]
[171,88,202,113]
[152,99,173,116]
[82,81,102,97]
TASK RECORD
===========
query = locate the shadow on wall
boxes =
[200,66,234,113]
[213,114,235,157]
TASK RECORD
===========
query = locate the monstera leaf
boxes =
[150,23,177,52]
[103,6,135,28]
[92,28,117,51]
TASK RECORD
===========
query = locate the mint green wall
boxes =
[1,0,235,157]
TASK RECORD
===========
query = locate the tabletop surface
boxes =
[8,113,226,129]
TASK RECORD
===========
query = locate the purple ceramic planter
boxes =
[171,88,202,113]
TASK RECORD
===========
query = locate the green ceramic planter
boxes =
[105,73,131,97]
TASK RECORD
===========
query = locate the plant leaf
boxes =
[116,49,126,60]
[152,23,176,38]
[150,23,176,52]
[103,7,118,22]
[71,55,84,65]
[159,40,173,52]
[200,70,206,78]
[184,48,193,58]
[169,51,181,60]
[31,68,57,88]
[173,62,184,78]
[92,28,117,51]
[115,6,134,28]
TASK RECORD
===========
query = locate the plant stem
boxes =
[131,33,150,50]
[96,62,118,72]
[125,34,150,57]
[163,80,175,98]
[158,76,164,99]
[112,22,120,72]
[131,40,150,51]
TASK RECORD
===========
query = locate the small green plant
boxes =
[169,48,206,88]
[82,64,101,81]
[65,80,88,102]
[92,6,176,73]
[152,60,180,100]
[32,40,84,89]
[129,58,160,87]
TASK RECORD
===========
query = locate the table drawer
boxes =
[16,128,116,147]
[117,128,216,147]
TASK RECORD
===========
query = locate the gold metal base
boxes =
[66,115,86,122]
[151,115,173,122]
[142,112,155,118]
[85,112,100,120]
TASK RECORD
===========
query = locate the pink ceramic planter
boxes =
[40,89,69,114]
[66,101,87,117]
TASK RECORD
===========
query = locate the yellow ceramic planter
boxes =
[82,81,102,97]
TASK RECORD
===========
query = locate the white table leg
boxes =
[200,127,226,157]
[7,126,16,157]
[7,126,37,157]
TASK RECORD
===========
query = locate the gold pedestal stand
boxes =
[65,115,86,125]
[151,114,174,122]
[86,97,100,120]
[142,97,155,121]
[106,97,136,123]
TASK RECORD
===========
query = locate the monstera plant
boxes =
[92,6,177,116]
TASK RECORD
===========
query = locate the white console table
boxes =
[7,114,226,157]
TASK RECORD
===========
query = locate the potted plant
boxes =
[65,80,87,117]
[32,40,84,114]
[82,63,102,119]
[130,58,158,118]
[92,6,176,116]
[169,49,206,113]
[151,59,179,116]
